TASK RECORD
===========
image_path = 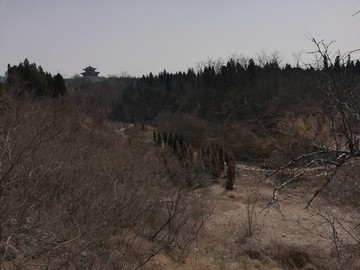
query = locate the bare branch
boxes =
[351,10,360,17]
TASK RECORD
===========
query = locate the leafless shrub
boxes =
[321,158,360,206]
[271,244,312,269]
[70,80,119,130]
[265,112,334,168]
[154,112,212,146]
[219,123,263,161]
[264,242,331,270]
[260,39,360,268]
[0,94,212,269]
[297,205,360,269]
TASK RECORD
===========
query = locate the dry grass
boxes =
[1,94,359,269]
[0,95,212,269]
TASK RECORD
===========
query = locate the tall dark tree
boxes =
[354,60,360,74]
[53,73,67,97]
[247,58,256,79]
[334,55,341,72]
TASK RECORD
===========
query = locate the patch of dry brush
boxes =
[0,96,212,269]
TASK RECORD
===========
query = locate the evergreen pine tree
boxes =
[354,60,360,74]
[179,134,184,147]
[211,151,218,177]
[167,133,174,148]
[188,143,195,164]
[53,73,67,97]
[162,132,168,145]
[174,133,179,144]
[181,141,188,159]
[218,145,225,171]
[346,54,352,69]
[175,140,181,158]
[226,157,235,190]
[196,149,203,169]
[157,133,162,145]
[247,58,256,79]
[334,55,341,72]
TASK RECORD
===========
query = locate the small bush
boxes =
[154,112,212,146]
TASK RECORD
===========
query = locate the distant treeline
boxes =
[110,57,360,123]
[6,59,67,98]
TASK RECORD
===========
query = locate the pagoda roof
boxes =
[81,65,100,77]
[83,66,97,71]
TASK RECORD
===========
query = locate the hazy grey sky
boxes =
[0,0,359,78]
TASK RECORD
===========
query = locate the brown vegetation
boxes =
[2,40,360,269]
[0,94,212,269]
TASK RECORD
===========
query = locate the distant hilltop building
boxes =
[81,66,100,77]
[80,66,104,82]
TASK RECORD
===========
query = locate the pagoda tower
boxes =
[81,66,100,77]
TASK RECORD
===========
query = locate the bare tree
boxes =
[261,38,360,266]
[291,50,305,68]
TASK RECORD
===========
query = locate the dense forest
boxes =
[6,59,67,98]
[110,55,360,123]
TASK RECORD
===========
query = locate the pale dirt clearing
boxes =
[146,163,359,270]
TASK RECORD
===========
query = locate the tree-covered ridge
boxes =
[111,57,360,123]
[6,59,67,98]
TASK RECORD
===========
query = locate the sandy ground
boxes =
[146,163,360,270]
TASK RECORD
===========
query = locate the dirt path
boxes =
[148,163,359,270]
